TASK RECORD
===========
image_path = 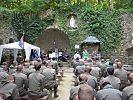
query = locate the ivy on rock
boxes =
[0,3,123,56]
[79,8,123,55]
[11,12,55,43]
[56,6,123,55]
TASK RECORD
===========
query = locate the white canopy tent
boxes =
[0,42,40,63]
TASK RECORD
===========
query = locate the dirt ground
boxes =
[52,72,74,100]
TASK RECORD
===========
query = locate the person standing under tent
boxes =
[31,50,39,61]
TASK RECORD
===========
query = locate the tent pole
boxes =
[22,32,25,62]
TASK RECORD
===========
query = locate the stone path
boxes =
[53,68,74,100]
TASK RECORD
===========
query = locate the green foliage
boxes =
[11,12,55,43]
[1,53,8,63]
[0,11,11,25]
[56,5,123,55]
[79,8,123,55]
[0,0,128,56]
[114,0,133,9]
[56,9,84,53]
[0,0,133,14]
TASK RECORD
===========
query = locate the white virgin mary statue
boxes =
[70,16,76,28]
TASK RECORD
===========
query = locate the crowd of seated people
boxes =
[0,57,59,100]
[0,52,133,100]
[70,56,133,100]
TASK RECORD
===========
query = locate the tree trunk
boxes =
[98,0,101,5]
[108,0,110,7]
[67,0,71,4]
[111,0,114,8]
[120,0,122,7]
[77,0,80,5]
[74,0,76,5]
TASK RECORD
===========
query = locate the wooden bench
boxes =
[21,95,48,100]
[48,89,52,100]
[56,74,62,81]
[56,78,60,84]
[37,96,48,100]
[59,69,64,77]
[21,95,29,100]
[73,75,77,80]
